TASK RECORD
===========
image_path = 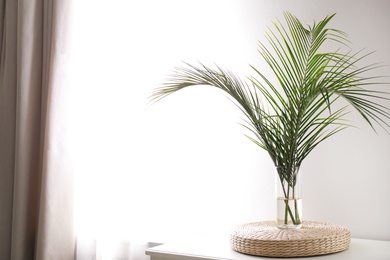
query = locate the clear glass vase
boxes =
[275,166,302,229]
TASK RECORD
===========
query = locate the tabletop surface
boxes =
[146,237,390,260]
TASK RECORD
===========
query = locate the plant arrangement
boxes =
[150,12,390,228]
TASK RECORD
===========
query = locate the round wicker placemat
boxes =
[230,221,350,257]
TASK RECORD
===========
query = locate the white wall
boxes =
[71,0,390,243]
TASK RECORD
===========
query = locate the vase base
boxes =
[277,223,302,229]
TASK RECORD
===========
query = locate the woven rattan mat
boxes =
[230,221,350,257]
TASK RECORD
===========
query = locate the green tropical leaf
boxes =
[150,12,390,189]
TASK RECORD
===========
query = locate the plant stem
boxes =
[284,185,290,225]
[280,179,297,225]
[292,186,301,224]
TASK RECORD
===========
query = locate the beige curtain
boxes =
[0,0,74,259]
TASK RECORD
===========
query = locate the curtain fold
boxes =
[0,0,18,257]
[0,0,74,259]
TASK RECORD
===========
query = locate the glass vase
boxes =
[275,166,302,229]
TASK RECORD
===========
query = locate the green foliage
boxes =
[150,12,390,192]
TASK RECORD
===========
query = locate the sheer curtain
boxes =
[69,1,271,259]
[0,0,74,259]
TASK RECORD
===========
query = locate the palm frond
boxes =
[150,12,390,179]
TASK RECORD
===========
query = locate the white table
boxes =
[146,237,390,260]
